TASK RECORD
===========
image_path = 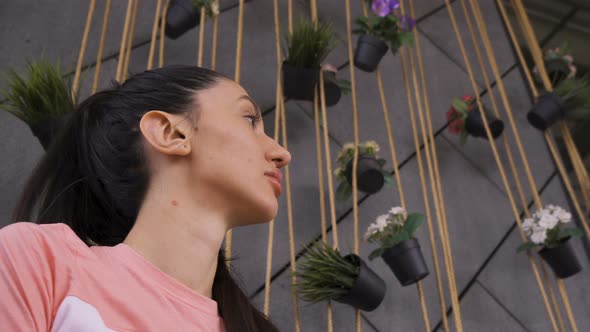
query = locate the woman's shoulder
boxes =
[0,222,87,261]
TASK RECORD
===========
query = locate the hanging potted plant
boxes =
[0,60,76,150]
[283,19,347,106]
[533,42,577,87]
[294,241,386,311]
[165,0,219,39]
[334,141,395,201]
[353,0,415,72]
[365,207,429,286]
[527,77,590,130]
[517,205,584,279]
[446,95,504,144]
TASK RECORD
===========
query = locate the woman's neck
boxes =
[124,189,228,299]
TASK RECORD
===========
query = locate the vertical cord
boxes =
[159,0,171,68]
[443,1,560,330]
[147,0,163,70]
[469,3,580,330]
[92,0,111,94]
[72,0,96,100]
[225,0,245,260]
[211,0,220,70]
[461,0,568,328]
[402,0,464,330]
[116,0,134,81]
[360,0,433,329]
[197,6,207,67]
[122,0,139,81]
[344,0,362,330]
[273,1,301,330]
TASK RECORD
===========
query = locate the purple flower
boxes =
[371,0,400,17]
[400,14,416,31]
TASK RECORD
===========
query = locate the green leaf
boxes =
[368,248,385,260]
[285,19,337,68]
[403,213,424,237]
[558,227,584,240]
[516,241,537,253]
[452,97,467,113]
[383,173,395,187]
[459,130,469,145]
[377,158,387,167]
[336,181,352,201]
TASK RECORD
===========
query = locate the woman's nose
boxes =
[267,138,291,168]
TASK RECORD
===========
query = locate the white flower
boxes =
[364,224,379,241]
[388,206,406,216]
[363,140,380,153]
[530,229,547,245]
[555,209,572,223]
[538,213,559,230]
[374,214,389,232]
[522,217,535,234]
[342,143,355,152]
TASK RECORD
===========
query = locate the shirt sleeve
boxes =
[0,222,77,332]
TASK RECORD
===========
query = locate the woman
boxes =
[0,66,290,331]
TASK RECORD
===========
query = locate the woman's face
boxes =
[188,79,291,227]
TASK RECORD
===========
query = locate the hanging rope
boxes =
[197,6,207,67]
[211,0,220,70]
[356,1,432,330]
[225,0,245,260]
[344,0,363,330]
[460,0,563,330]
[499,0,590,237]
[468,2,580,330]
[116,0,134,81]
[72,0,96,100]
[442,1,561,330]
[268,0,301,329]
[92,0,111,94]
[399,1,465,330]
[147,0,163,70]
[122,0,140,81]
[159,0,171,68]
[457,1,566,328]
[512,0,590,217]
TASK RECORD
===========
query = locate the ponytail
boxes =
[13,66,279,332]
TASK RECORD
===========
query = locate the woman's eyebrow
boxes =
[237,95,261,116]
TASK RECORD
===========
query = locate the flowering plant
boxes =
[191,0,219,18]
[446,95,477,145]
[517,205,583,252]
[334,141,395,201]
[364,207,424,260]
[354,0,415,54]
[534,42,576,84]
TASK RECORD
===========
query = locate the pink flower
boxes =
[449,118,464,135]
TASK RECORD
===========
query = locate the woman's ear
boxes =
[139,111,193,156]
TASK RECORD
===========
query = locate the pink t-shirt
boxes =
[0,222,225,332]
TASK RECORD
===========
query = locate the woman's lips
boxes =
[265,175,283,196]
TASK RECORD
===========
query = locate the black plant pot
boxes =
[465,108,504,139]
[354,34,389,72]
[282,63,342,106]
[282,63,318,102]
[527,92,566,131]
[29,113,72,151]
[345,156,385,194]
[322,71,342,107]
[335,254,386,311]
[539,236,582,279]
[545,59,571,85]
[382,238,429,286]
[165,0,200,39]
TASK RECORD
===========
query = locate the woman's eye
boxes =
[245,113,261,128]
